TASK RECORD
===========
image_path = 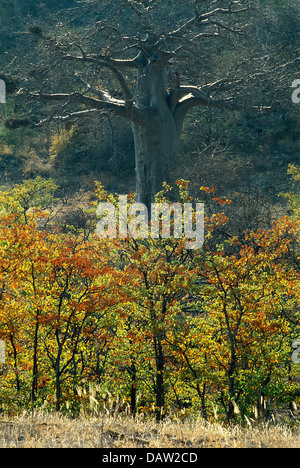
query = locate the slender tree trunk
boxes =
[55,346,63,412]
[129,359,137,417]
[31,310,40,404]
[196,383,208,421]
[153,335,165,422]
[10,334,20,392]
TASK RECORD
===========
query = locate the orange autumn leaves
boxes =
[0,176,299,420]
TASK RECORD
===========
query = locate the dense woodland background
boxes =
[0,0,299,423]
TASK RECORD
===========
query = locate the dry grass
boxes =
[0,412,300,448]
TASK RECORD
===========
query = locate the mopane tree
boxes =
[11,0,270,207]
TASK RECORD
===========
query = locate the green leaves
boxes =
[0,177,299,420]
[281,165,300,220]
[0,176,58,224]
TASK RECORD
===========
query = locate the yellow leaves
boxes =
[0,176,298,417]
[212,197,232,205]
[287,164,300,182]
[49,126,77,160]
[175,179,189,189]
[0,177,58,217]
[200,186,216,194]
[281,165,300,220]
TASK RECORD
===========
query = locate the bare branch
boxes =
[199,7,249,21]
[108,57,140,69]
[96,60,133,103]
[18,89,145,125]
[201,19,244,34]
[63,55,134,103]
[37,109,101,126]
[128,0,144,18]
[200,75,262,95]
[167,16,199,37]
[174,93,271,130]
[168,85,208,113]
[168,5,249,37]
[193,32,220,40]
[63,53,139,69]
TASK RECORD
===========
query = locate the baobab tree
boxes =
[10,0,271,207]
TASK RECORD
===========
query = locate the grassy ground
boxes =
[0,412,300,448]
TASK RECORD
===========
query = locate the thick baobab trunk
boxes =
[132,115,179,208]
[132,45,180,208]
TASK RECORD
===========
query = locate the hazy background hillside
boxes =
[0,0,299,226]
